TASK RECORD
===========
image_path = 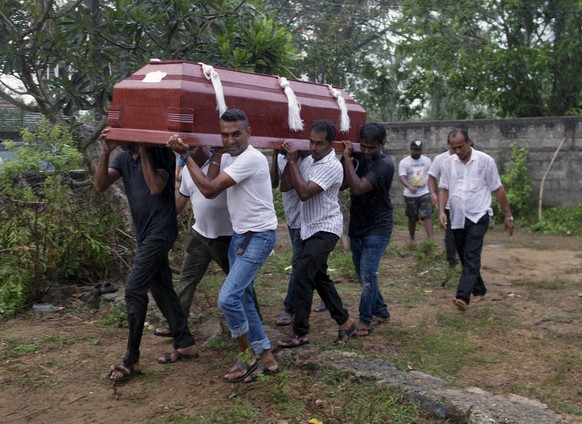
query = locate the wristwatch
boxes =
[505,216,514,221]
[180,150,191,162]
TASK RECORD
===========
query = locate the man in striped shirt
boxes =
[277,120,356,348]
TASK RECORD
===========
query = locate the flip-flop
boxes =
[107,363,141,383]
[334,322,356,344]
[354,327,373,336]
[158,348,198,364]
[453,298,468,311]
[277,333,309,348]
[243,362,280,383]
[313,302,327,313]
[276,314,293,326]
[222,358,258,383]
[154,326,173,337]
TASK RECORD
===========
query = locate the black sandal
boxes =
[277,333,309,348]
[334,322,356,344]
[222,357,258,383]
[243,362,280,383]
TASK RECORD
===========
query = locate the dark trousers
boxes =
[444,209,459,267]
[177,228,231,317]
[453,215,489,304]
[292,231,349,336]
[176,227,261,322]
[123,238,194,366]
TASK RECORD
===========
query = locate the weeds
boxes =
[305,369,434,424]
[103,303,127,328]
[0,122,123,316]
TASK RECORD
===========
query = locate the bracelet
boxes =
[209,160,220,166]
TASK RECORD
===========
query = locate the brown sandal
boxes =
[107,363,141,382]
[158,348,198,364]
[277,333,309,348]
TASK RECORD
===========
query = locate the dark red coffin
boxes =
[106,60,365,151]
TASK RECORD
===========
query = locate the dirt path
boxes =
[0,226,581,423]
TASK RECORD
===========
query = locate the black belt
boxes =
[237,231,255,256]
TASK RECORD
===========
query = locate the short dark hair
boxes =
[448,128,469,143]
[220,108,249,129]
[311,120,336,142]
[360,123,386,145]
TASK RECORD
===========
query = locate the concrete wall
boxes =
[381,116,582,208]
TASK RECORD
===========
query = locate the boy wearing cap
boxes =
[398,140,433,246]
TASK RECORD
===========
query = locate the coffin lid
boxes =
[106,60,365,151]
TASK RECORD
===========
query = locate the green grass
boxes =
[186,400,262,424]
[514,278,576,291]
[303,369,435,424]
[0,333,79,359]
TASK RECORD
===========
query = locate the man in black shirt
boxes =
[341,123,393,336]
[95,131,197,382]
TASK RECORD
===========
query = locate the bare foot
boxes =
[259,349,278,372]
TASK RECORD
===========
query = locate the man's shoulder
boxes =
[398,155,412,167]
[235,146,267,164]
[371,154,393,171]
[472,148,493,160]
[434,151,451,161]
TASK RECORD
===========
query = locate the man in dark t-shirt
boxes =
[342,123,394,336]
[94,130,197,382]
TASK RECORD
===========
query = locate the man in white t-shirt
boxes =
[167,109,278,383]
[439,128,514,312]
[398,140,433,246]
[154,147,260,337]
[276,120,356,348]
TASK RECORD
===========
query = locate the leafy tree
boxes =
[393,0,582,118]
[0,0,299,153]
[267,0,402,121]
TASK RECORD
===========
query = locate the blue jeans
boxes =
[453,214,489,303]
[350,235,391,326]
[124,238,194,366]
[283,226,303,315]
[218,230,275,356]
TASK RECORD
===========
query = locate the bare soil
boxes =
[1,225,581,423]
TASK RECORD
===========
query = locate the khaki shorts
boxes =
[404,194,433,220]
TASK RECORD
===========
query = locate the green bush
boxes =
[531,203,582,236]
[273,187,285,219]
[0,121,119,317]
[493,141,533,222]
